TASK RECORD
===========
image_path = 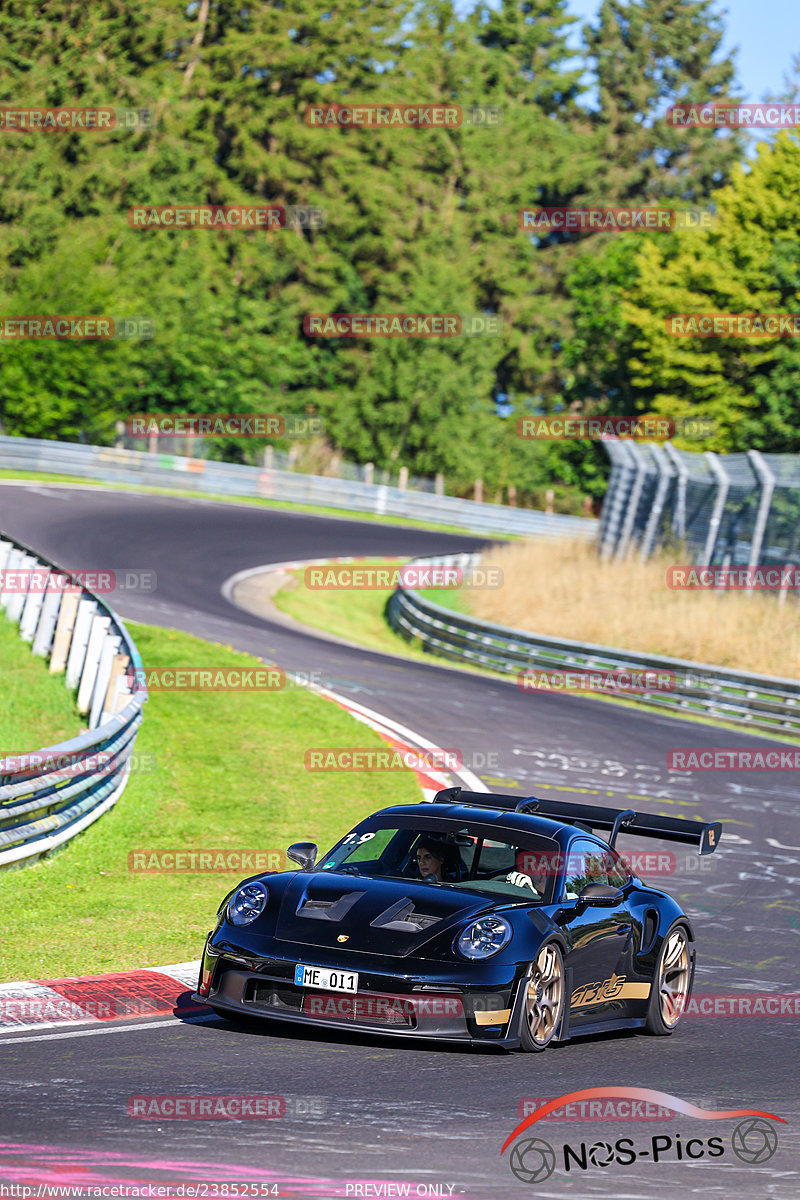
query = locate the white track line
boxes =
[221,558,488,795]
[0,1014,218,1045]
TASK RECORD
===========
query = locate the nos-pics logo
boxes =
[501,1088,783,1184]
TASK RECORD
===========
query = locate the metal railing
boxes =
[0,435,596,540]
[0,535,147,869]
[600,437,800,571]
[387,553,800,736]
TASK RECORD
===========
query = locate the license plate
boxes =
[294,964,359,993]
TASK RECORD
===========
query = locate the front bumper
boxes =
[192,937,527,1049]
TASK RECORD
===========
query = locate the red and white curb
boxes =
[0,961,203,1032]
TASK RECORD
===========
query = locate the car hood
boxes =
[270,871,509,958]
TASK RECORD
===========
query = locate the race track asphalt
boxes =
[0,483,797,1198]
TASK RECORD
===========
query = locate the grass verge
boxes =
[0,620,421,981]
[0,612,83,751]
[272,559,474,660]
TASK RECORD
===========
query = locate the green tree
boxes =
[622,132,800,451]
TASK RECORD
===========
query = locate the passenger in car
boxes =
[414,836,467,883]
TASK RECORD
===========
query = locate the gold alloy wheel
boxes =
[658,927,691,1027]
[525,944,564,1045]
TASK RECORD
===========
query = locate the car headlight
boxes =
[227,881,269,926]
[455,915,512,959]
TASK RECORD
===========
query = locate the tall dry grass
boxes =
[470,539,800,678]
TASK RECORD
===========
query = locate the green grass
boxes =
[272,558,473,661]
[0,469,518,540]
[0,612,83,751]
[0,620,421,981]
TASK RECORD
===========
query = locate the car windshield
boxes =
[318,817,562,902]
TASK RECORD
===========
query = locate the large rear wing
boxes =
[433,787,721,855]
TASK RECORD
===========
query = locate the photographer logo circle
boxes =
[731,1118,778,1164]
[509,1137,556,1183]
[588,1140,615,1167]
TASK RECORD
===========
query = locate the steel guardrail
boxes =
[0,434,596,540]
[386,553,800,736]
[0,534,147,868]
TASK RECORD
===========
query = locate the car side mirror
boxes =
[287,842,318,870]
[578,883,624,907]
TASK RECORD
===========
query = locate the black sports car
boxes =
[193,787,721,1050]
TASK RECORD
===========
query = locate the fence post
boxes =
[615,441,648,559]
[639,443,674,561]
[598,439,635,559]
[747,449,776,579]
[663,443,688,541]
[698,452,730,567]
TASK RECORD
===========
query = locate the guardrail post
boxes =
[65,597,98,689]
[6,554,38,622]
[50,590,81,672]
[77,614,111,714]
[32,584,63,657]
[102,653,130,722]
[20,566,49,641]
[0,547,24,610]
[89,632,122,728]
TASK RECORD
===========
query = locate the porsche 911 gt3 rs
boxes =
[193,788,721,1050]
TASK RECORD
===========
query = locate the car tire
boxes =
[519,942,566,1052]
[645,923,692,1035]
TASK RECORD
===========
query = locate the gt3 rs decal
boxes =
[571,972,651,1009]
